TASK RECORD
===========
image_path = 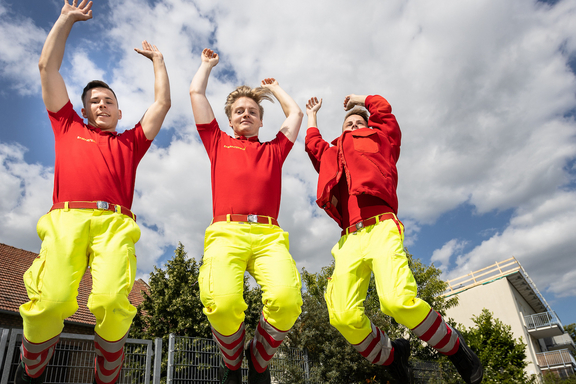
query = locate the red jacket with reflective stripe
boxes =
[305,95,401,227]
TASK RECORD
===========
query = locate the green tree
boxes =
[130,243,267,382]
[439,309,536,384]
[285,250,455,383]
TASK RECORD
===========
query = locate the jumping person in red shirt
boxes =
[305,95,483,384]
[16,1,171,384]
[190,48,303,384]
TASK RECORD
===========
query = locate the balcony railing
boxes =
[545,333,576,352]
[537,349,576,369]
[525,311,564,338]
[525,312,561,330]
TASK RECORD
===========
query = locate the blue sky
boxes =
[1,0,575,326]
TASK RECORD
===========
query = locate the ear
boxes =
[81,108,87,118]
[118,109,122,120]
[229,119,233,128]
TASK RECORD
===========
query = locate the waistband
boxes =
[50,201,136,222]
[212,214,279,227]
[342,212,400,236]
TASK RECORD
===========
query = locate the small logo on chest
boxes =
[77,136,96,143]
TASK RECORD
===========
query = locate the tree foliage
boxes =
[129,243,264,381]
[285,250,456,383]
[439,309,536,384]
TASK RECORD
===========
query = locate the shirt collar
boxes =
[88,124,118,136]
[237,135,259,142]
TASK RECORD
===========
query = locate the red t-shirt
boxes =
[48,101,152,209]
[197,119,293,219]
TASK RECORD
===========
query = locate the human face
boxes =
[81,88,122,132]
[342,114,368,132]
[229,97,263,138]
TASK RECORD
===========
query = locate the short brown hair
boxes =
[344,107,369,125]
[224,85,273,120]
[81,80,118,108]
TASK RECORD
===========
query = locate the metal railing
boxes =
[525,312,562,331]
[0,329,160,384]
[537,349,576,369]
[166,335,312,384]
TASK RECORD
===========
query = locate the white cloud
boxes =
[0,143,53,251]
[1,0,576,312]
[0,6,46,96]
[431,239,467,273]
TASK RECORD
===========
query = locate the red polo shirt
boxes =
[48,101,152,209]
[197,119,293,219]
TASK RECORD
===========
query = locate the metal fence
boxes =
[1,329,444,384]
[167,335,312,384]
[0,329,160,384]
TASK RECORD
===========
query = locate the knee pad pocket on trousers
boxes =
[329,307,366,340]
[262,287,302,330]
[204,293,247,323]
[88,293,136,325]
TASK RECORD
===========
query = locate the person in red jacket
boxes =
[305,95,483,384]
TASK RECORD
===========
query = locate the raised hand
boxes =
[261,78,279,88]
[306,97,322,115]
[134,41,163,62]
[61,0,93,22]
[201,48,219,67]
[343,94,366,110]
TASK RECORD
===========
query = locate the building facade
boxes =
[443,257,575,379]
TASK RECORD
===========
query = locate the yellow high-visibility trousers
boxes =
[20,209,139,343]
[326,214,431,344]
[199,221,302,336]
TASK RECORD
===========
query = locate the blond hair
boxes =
[224,85,274,120]
[344,107,369,125]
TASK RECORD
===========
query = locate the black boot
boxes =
[245,342,271,384]
[217,361,242,384]
[14,361,46,384]
[448,331,483,384]
[384,338,413,384]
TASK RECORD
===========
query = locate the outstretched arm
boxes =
[306,97,322,129]
[135,41,171,140]
[39,0,93,112]
[261,78,303,143]
[343,94,368,110]
[189,48,219,125]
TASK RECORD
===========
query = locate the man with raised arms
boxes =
[190,48,303,384]
[304,95,483,384]
[16,1,171,384]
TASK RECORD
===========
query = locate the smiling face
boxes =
[228,97,263,138]
[81,87,122,132]
[342,114,368,132]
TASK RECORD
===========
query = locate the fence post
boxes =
[167,334,175,384]
[153,338,162,384]
[304,348,310,384]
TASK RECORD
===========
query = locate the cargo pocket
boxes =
[23,249,48,300]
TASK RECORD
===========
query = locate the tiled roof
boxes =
[0,243,149,326]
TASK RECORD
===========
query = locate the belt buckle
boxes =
[355,221,364,231]
[96,201,109,210]
[247,214,258,223]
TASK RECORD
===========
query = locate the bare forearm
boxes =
[189,62,213,96]
[153,56,171,109]
[38,15,75,75]
[307,112,318,129]
[269,85,302,118]
[189,62,215,124]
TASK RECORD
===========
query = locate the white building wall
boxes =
[444,276,542,377]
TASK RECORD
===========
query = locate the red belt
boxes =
[50,201,136,222]
[212,214,279,226]
[342,212,398,236]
